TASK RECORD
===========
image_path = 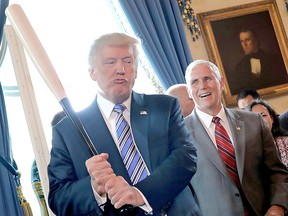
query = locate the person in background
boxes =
[246,99,288,169]
[279,110,288,132]
[184,59,288,215]
[236,88,260,110]
[166,83,195,117]
[47,32,200,216]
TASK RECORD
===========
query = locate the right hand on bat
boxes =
[86,153,116,197]
[85,153,145,209]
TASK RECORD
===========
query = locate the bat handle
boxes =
[118,205,136,216]
[104,198,136,216]
[59,98,98,155]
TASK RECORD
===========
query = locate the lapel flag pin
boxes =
[140,111,147,115]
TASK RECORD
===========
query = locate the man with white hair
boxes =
[184,59,288,216]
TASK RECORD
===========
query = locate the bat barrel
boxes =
[5,4,66,101]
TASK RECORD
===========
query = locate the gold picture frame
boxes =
[197,0,288,107]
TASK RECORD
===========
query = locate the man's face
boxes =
[239,31,258,54]
[186,64,224,116]
[89,45,137,104]
[237,95,255,110]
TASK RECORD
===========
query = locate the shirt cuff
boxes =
[91,180,106,209]
[133,186,153,214]
[90,180,153,214]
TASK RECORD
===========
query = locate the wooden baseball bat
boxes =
[5,4,97,155]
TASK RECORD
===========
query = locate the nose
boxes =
[116,63,125,75]
[198,79,206,88]
[116,68,125,75]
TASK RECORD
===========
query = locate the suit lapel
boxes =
[225,109,246,182]
[130,92,152,171]
[188,111,230,177]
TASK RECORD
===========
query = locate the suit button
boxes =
[235,193,240,197]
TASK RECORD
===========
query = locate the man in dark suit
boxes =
[279,110,288,131]
[47,33,200,216]
[231,29,288,95]
[184,60,288,215]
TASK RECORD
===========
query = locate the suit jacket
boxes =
[48,92,200,216]
[279,110,288,131]
[185,108,288,216]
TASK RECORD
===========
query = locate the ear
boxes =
[134,69,138,79]
[219,77,225,92]
[133,64,138,79]
[187,87,193,99]
[89,68,97,81]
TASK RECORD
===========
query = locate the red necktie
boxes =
[212,116,240,187]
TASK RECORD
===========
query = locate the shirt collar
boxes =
[195,105,227,128]
[96,93,131,119]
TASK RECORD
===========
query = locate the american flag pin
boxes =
[236,126,241,131]
[140,111,147,115]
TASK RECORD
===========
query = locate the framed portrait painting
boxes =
[197,0,288,107]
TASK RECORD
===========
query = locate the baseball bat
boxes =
[5,4,135,215]
[5,4,97,155]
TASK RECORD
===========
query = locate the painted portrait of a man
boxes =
[231,28,288,94]
[210,10,288,96]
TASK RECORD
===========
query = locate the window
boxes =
[1,0,160,214]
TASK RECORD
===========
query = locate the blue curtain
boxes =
[0,0,9,65]
[0,0,24,215]
[118,0,193,90]
[0,82,24,215]
[0,0,8,42]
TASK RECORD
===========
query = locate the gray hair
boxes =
[185,60,222,82]
[88,32,140,68]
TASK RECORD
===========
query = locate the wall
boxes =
[186,0,288,113]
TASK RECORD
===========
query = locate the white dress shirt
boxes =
[250,58,261,76]
[195,106,235,148]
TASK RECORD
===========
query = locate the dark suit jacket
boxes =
[230,49,288,95]
[185,108,288,216]
[48,92,200,216]
[279,110,288,131]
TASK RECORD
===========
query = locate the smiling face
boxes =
[89,45,137,104]
[186,63,224,116]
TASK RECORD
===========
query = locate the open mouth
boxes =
[199,92,211,98]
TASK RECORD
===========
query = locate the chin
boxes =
[113,92,130,103]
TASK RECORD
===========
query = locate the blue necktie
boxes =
[113,104,148,184]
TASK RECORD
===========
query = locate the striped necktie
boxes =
[212,116,240,187]
[113,104,148,184]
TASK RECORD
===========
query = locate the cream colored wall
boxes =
[186,0,288,113]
